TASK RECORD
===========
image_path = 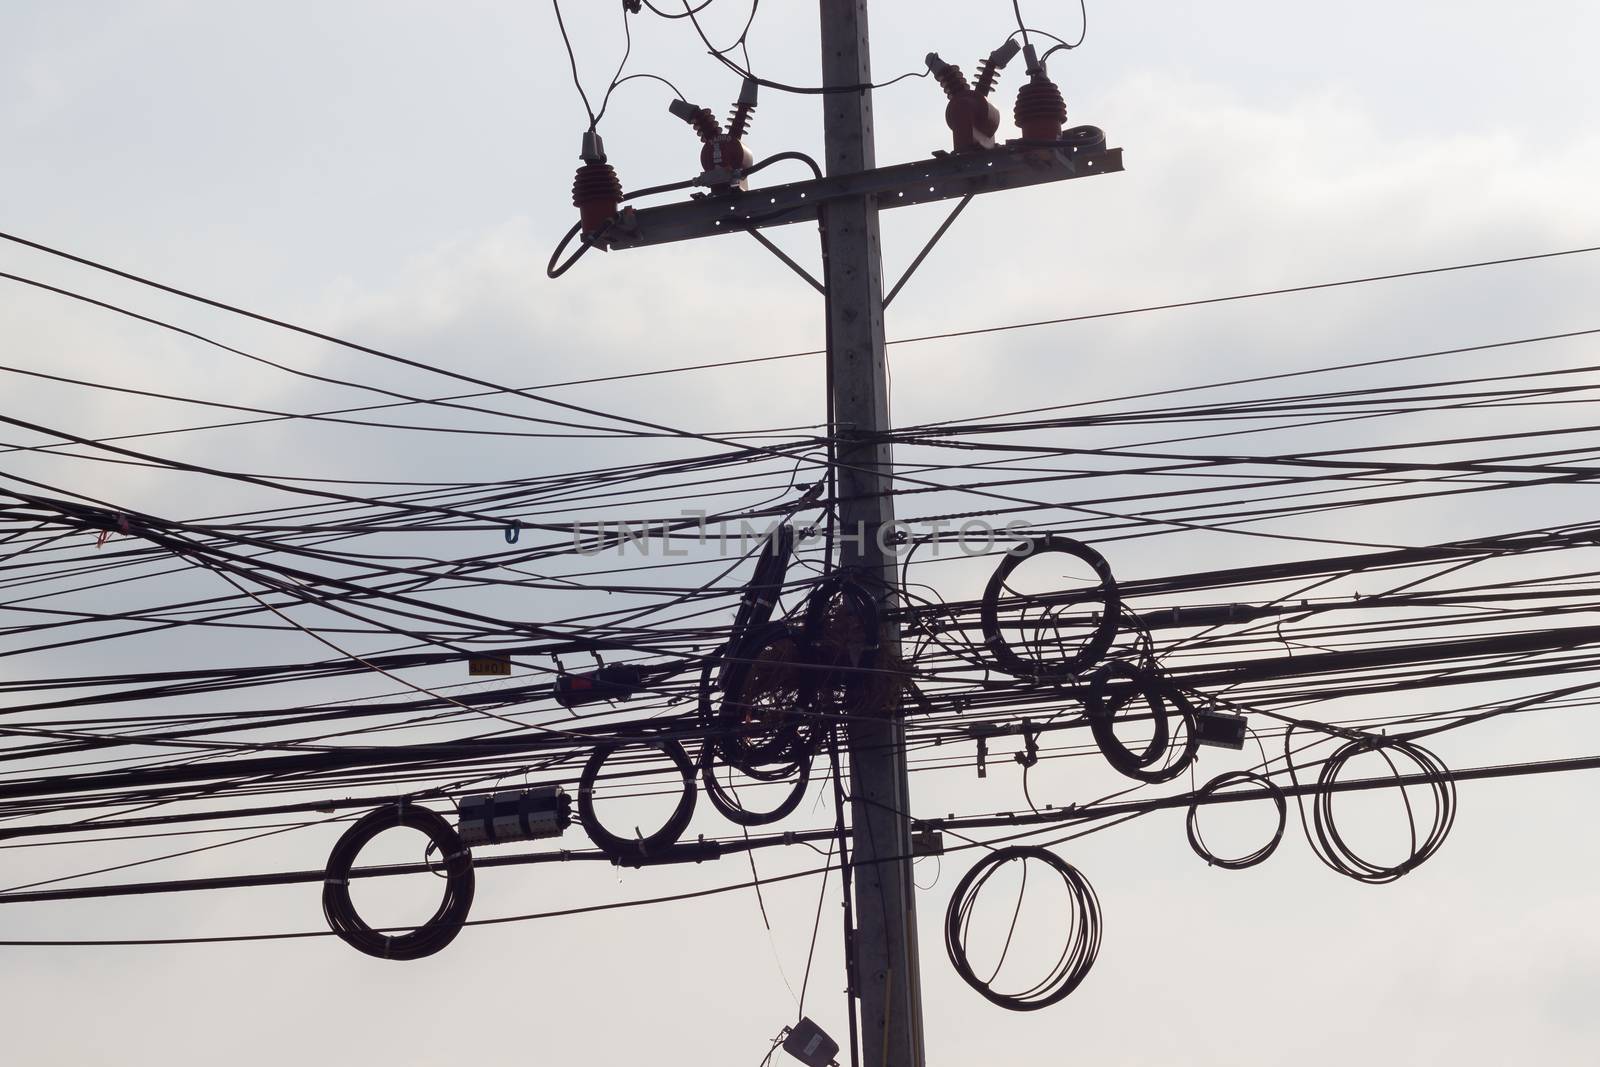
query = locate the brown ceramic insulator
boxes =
[929,55,996,150]
[727,99,756,141]
[932,62,971,100]
[685,106,721,144]
[973,54,1004,98]
[1014,75,1067,141]
[571,161,623,237]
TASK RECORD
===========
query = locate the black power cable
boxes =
[944,845,1101,1011]
[1011,0,1088,59]
[708,621,814,770]
[577,738,698,861]
[699,744,811,827]
[980,534,1119,679]
[641,0,715,16]
[321,803,475,960]
[675,0,927,96]
[1294,733,1457,884]
[1186,771,1286,870]
[802,571,882,718]
[1083,661,1197,784]
[726,523,796,666]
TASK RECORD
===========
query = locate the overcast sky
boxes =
[3,2,1600,1065]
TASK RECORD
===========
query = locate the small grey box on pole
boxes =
[818,2,927,1064]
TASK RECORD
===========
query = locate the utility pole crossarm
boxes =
[602,143,1122,251]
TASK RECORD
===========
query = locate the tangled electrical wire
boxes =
[5,2,1600,1054]
[0,222,1596,1037]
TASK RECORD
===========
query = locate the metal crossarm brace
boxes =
[601,143,1123,251]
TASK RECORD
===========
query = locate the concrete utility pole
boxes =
[600,10,1121,1060]
[818,2,926,1064]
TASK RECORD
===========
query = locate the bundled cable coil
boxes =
[944,846,1101,1011]
[707,622,815,770]
[1296,734,1456,884]
[1186,771,1287,870]
[1083,661,1198,783]
[322,803,475,960]
[802,571,882,716]
[699,742,812,827]
[723,523,796,682]
[577,737,698,862]
[979,535,1119,680]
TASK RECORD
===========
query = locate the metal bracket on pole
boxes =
[883,193,974,309]
[745,229,827,295]
[601,142,1122,252]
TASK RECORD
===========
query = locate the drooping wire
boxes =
[551,0,598,130]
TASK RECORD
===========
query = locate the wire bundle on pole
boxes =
[801,570,883,717]
[724,523,796,676]
[2,215,1599,1024]
[706,621,815,770]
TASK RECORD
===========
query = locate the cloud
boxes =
[4,10,1600,1065]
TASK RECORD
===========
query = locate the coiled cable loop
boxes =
[980,535,1118,680]
[699,742,811,827]
[1186,771,1287,870]
[322,803,475,960]
[1084,661,1197,783]
[1300,735,1456,884]
[944,845,1101,1011]
[577,737,698,862]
